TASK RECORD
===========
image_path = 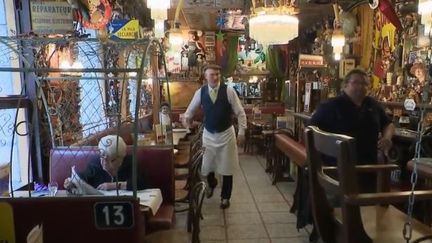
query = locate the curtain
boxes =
[216,35,239,77]
[266,45,289,100]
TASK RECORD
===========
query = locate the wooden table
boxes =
[11,188,163,215]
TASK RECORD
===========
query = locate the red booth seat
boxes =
[49,145,175,232]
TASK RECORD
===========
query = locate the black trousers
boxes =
[207,172,233,199]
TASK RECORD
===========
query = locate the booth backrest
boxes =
[0,196,143,243]
[275,133,307,167]
[50,146,175,204]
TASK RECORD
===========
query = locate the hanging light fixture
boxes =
[331,4,345,61]
[169,27,184,50]
[249,4,299,46]
[154,19,165,38]
[331,29,345,61]
[419,0,432,35]
[147,0,170,17]
[167,0,185,50]
[147,0,170,37]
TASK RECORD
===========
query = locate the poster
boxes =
[30,1,73,34]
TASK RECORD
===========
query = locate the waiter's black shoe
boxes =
[220,199,230,209]
[206,173,218,198]
[206,186,216,198]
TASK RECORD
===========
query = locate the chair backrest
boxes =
[304,126,364,243]
[188,182,206,243]
[189,151,204,190]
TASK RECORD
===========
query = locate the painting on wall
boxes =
[234,35,267,75]
[165,30,211,78]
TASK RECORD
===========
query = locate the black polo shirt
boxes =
[309,93,391,164]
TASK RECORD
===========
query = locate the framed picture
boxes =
[339,58,355,78]
[408,51,417,64]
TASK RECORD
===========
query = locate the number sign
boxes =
[94,202,134,229]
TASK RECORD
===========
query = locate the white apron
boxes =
[201,125,239,176]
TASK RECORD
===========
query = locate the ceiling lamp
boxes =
[419,0,432,35]
[147,0,170,36]
[331,29,345,61]
[147,0,170,14]
[154,19,165,38]
[169,28,184,50]
[249,6,299,46]
[331,4,345,61]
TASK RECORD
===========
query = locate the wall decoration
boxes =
[218,9,247,30]
[165,30,209,78]
[173,0,244,8]
[30,1,74,34]
[234,35,266,75]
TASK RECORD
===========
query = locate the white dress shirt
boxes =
[184,83,247,136]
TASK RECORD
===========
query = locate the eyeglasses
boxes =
[348,80,370,87]
[100,154,121,164]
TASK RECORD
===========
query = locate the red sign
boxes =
[299,54,325,68]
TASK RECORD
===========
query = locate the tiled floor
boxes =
[175,153,311,243]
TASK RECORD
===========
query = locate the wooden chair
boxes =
[145,182,207,243]
[176,150,204,204]
[305,126,432,243]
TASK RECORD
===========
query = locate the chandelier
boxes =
[249,5,299,46]
[419,0,432,35]
[147,0,170,38]
[331,29,345,60]
[331,4,345,60]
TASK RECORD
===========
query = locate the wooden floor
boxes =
[175,153,311,243]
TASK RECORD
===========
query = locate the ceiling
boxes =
[165,0,368,32]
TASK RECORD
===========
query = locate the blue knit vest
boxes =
[200,84,233,133]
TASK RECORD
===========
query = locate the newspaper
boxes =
[70,166,103,195]
[70,167,163,214]
[102,189,163,215]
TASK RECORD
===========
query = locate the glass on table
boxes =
[48,181,58,196]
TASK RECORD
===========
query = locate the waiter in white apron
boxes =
[183,64,247,209]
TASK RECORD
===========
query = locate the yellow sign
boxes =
[0,202,15,243]
[112,20,139,39]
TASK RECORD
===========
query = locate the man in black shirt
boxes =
[310,69,394,191]
[64,135,147,192]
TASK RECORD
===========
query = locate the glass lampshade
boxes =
[147,0,170,9]
[154,19,165,38]
[169,29,183,50]
[419,0,432,35]
[249,7,298,46]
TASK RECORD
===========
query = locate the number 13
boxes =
[102,205,125,226]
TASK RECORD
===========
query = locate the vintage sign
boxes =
[299,54,325,68]
[109,19,139,39]
[30,1,73,34]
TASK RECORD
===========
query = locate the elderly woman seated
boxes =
[64,135,147,191]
